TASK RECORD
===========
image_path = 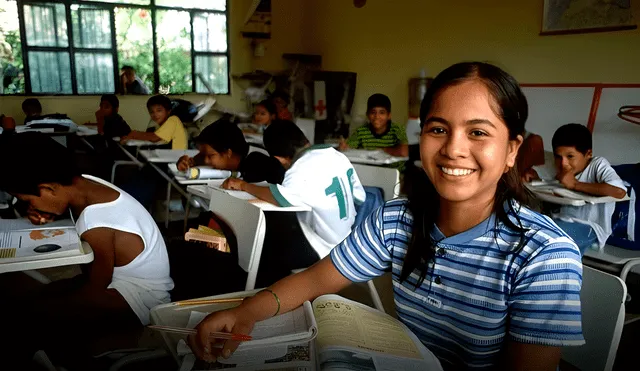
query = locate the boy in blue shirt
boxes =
[551,123,627,253]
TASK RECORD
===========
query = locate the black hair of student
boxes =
[101,94,119,109]
[21,98,42,115]
[0,132,79,196]
[146,94,172,112]
[263,120,309,159]
[367,93,391,112]
[256,99,277,116]
[121,65,135,72]
[270,90,290,105]
[196,119,249,158]
[551,123,592,154]
[402,61,530,286]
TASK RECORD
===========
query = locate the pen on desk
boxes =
[148,325,252,341]
[18,236,21,248]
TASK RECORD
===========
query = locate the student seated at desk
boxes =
[121,94,187,150]
[177,118,284,184]
[21,97,42,124]
[551,123,627,253]
[339,93,409,157]
[270,90,293,121]
[92,94,132,139]
[0,132,173,369]
[222,120,365,285]
[191,62,584,371]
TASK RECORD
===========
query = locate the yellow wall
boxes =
[302,0,640,124]
[0,0,257,131]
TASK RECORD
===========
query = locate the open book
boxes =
[0,219,82,261]
[177,295,442,371]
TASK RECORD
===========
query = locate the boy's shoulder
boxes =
[166,115,184,125]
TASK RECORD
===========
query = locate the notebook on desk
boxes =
[0,219,82,261]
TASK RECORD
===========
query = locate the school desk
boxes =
[139,149,199,164]
[150,290,260,362]
[525,182,631,206]
[186,183,311,290]
[0,241,93,274]
[343,149,408,166]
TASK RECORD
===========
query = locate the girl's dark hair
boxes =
[196,118,249,158]
[401,62,530,285]
[256,99,277,116]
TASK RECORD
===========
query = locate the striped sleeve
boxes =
[508,240,585,346]
[346,127,363,149]
[393,122,408,145]
[330,204,392,282]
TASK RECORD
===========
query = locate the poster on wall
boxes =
[541,0,637,35]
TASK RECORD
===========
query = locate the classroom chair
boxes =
[561,266,626,371]
[352,163,401,201]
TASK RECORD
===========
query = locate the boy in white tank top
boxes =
[0,132,173,369]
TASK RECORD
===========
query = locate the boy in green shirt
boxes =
[339,93,408,157]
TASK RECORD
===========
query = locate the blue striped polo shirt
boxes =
[330,199,584,369]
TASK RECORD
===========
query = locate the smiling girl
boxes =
[189,62,584,370]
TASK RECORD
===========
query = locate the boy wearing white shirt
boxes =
[552,124,627,253]
[223,120,365,285]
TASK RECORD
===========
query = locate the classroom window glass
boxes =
[1,0,230,95]
[0,0,25,94]
[75,52,114,93]
[156,9,191,94]
[155,0,226,11]
[24,3,68,47]
[28,51,72,94]
[115,6,153,94]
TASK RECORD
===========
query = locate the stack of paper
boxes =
[0,219,82,262]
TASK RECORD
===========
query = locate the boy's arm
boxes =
[573,181,627,199]
[558,158,627,199]
[382,144,409,157]
[123,130,163,142]
[78,228,117,292]
[382,123,409,156]
[222,178,279,205]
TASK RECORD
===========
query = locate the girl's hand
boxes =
[222,178,247,191]
[188,308,256,362]
[120,135,131,144]
[177,155,195,172]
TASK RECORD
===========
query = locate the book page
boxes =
[0,219,80,260]
[177,302,317,357]
[313,295,442,371]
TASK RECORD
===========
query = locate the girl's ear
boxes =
[505,134,524,173]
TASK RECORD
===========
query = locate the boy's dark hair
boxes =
[196,119,249,158]
[256,99,277,116]
[121,65,135,72]
[146,95,172,112]
[101,94,119,110]
[22,98,42,116]
[270,90,290,105]
[0,132,79,196]
[367,93,391,112]
[263,120,309,159]
[552,123,592,154]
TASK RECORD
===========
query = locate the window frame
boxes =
[6,0,230,95]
